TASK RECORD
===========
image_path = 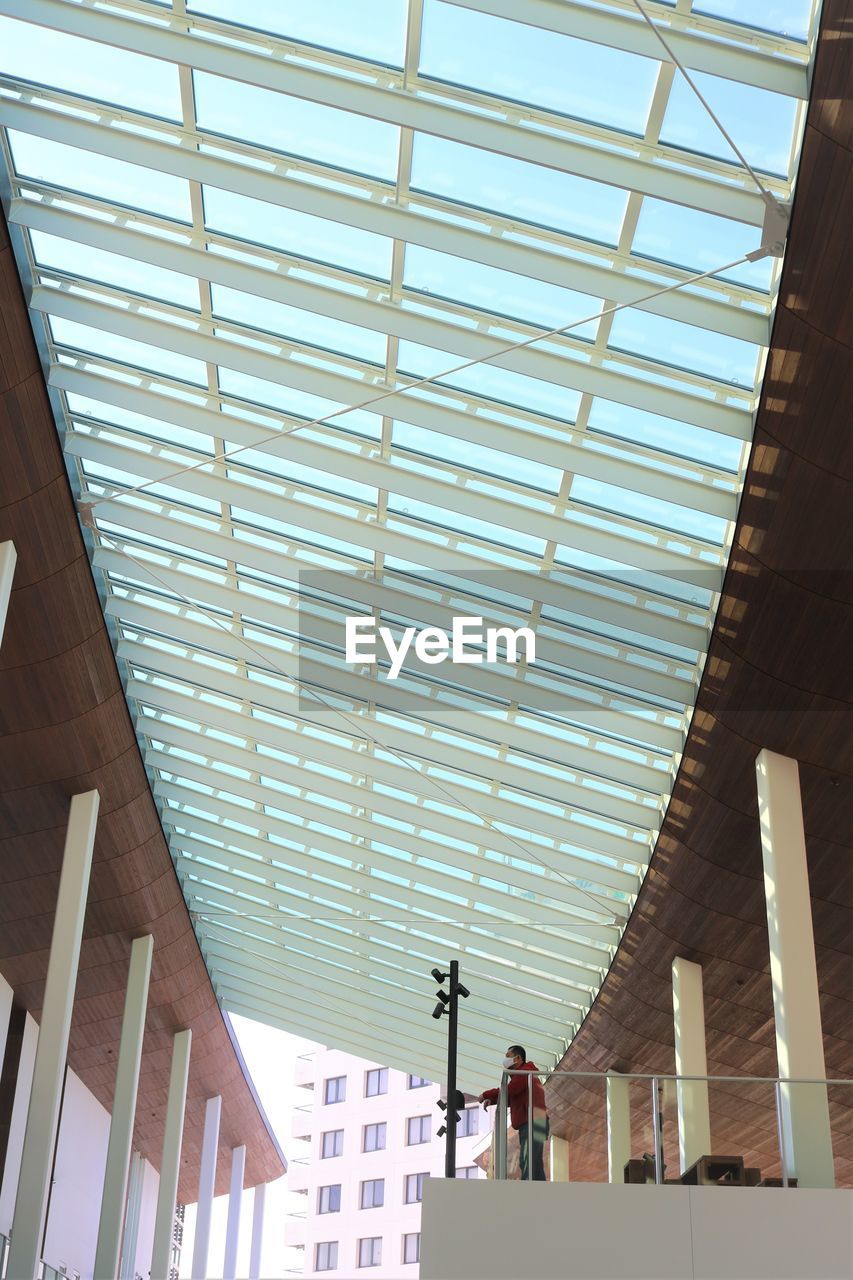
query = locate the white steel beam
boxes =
[148,728,648,874]
[191,1095,221,1280]
[0,541,16,646]
[115,614,673,797]
[94,934,154,1280]
[175,850,622,972]
[10,195,769,349]
[84,481,709,658]
[127,665,661,830]
[187,877,609,992]
[0,0,770,222]
[201,926,587,1030]
[8,791,100,1280]
[102,546,694,715]
[54,353,740,523]
[248,1183,266,1280]
[62,418,725,591]
[33,281,753,441]
[150,1029,192,1280]
[204,945,563,1061]
[223,1144,246,1280]
[444,0,808,98]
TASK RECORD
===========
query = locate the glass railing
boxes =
[488,1071,851,1186]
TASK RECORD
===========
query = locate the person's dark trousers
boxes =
[518,1116,549,1181]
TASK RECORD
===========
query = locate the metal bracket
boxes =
[748,195,790,260]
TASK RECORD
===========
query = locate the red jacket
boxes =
[482,1061,547,1130]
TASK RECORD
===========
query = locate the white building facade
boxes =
[286,1049,487,1279]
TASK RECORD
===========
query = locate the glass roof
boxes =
[0,0,820,1088]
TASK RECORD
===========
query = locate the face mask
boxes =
[502,1055,515,1068]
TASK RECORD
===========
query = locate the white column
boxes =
[606,1074,631,1183]
[7,790,99,1280]
[151,1029,192,1280]
[94,935,154,1280]
[119,1152,145,1280]
[672,956,712,1173]
[248,1182,266,1280]
[756,748,835,1188]
[191,1095,222,1279]
[0,979,12,1070]
[222,1144,246,1279]
[548,1134,569,1182]
[0,541,16,646]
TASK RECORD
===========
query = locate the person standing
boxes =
[479,1044,549,1180]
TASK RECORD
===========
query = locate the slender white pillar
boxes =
[119,1152,145,1280]
[191,1095,222,1279]
[606,1074,631,1183]
[223,1144,246,1279]
[151,1029,192,1280]
[248,1182,266,1280]
[0,979,12,1069]
[548,1134,569,1182]
[756,748,835,1187]
[94,934,154,1280]
[672,956,712,1173]
[7,790,99,1280]
[0,541,16,646]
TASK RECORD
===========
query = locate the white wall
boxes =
[421,1182,853,1280]
[41,1069,111,1279]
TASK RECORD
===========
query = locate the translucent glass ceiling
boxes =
[0,0,820,1088]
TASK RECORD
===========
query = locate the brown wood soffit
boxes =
[548,0,853,1187]
[0,210,284,1202]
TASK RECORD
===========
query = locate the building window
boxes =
[360,1178,385,1209]
[321,1129,344,1159]
[404,1172,429,1203]
[457,1105,479,1137]
[406,1114,431,1145]
[315,1241,338,1272]
[318,1184,341,1215]
[324,1076,346,1105]
[456,1165,481,1178]
[363,1122,387,1153]
[357,1237,382,1268]
[408,1074,429,1089]
[403,1233,421,1265]
[364,1068,388,1097]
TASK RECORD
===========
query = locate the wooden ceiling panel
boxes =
[549,0,853,1187]
[0,214,284,1200]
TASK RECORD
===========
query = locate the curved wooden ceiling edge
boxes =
[0,217,285,1201]
[550,0,853,1186]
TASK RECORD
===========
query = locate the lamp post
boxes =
[431,961,469,1178]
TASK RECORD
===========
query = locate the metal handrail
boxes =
[489,1070,849,1183]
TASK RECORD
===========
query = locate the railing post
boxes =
[775,1079,790,1187]
[496,1071,508,1180]
[651,1078,663,1185]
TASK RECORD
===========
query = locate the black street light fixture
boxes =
[430,959,469,1177]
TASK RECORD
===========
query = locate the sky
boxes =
[178,1016,320,1280]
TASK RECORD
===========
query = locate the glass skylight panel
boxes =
[391,422,562,493]
[410,136,629,246]
[397,340,582,424]
[419,0,659,134]
[202,187,393,281]
[692,0,812,40]
[660,73,798,177]
[193,73,400,180]
[607,311,760,387]
[218,368,383,439]
[211,284,387,365]
[0,16,183,120]
[7,133,193,223]
[66,395,216,456]
[403,245,600,337]
[631,199,772,291]
[30,231,200,312]
[586,401,744,473]
[188,0,409,66]
[50,318,208,387]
